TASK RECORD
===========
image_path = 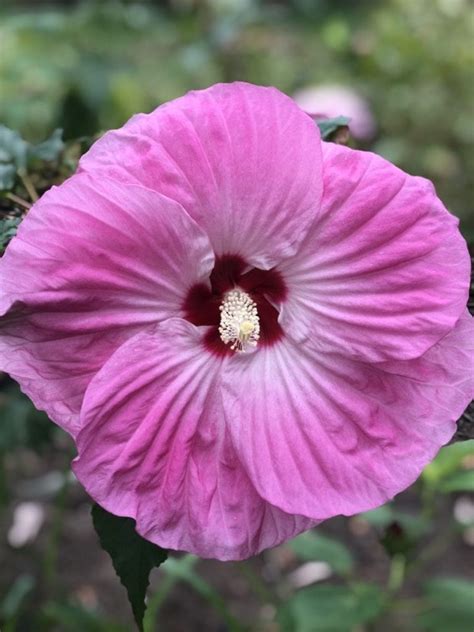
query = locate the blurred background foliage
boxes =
[0,0,473,631]
[0,0,473,233]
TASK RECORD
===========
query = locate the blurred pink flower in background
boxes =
[293,83,376,140]
[0,83,472,560]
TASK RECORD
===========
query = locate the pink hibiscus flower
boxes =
[0,83,472,561]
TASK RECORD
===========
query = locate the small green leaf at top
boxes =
[288,531,353,575]
[317,116,351,140]
[0,126,64,191]
[91,504,168,632]
[28,129,65,163]
[278,582,385,632]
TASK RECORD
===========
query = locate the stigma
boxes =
[219,289,260,353]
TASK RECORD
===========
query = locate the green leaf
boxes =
[423,442,474,488]
[0,125,28,170]
[0,217,22,253]
[278,583,385,632]
[440,469,474,493]
[418,577,474,632]
[0,574,35,621]
[0,164,16,190]
[29,129,64,162]
[0,126,64,190]
[288,531,353,575]
[91,504,167,632]
[317,116,351,140]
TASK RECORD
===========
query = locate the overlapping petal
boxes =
[0,175,213,435]
[78,82,323,269]
[73,319,315,560]
[278,142,470,362]
[223,312,473,519]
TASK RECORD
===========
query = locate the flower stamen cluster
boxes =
[219,289,260,352]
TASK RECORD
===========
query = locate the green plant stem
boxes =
[5,192,32,210]
[143,573,178,632]
[146,556,246,632]
[143,555,198,632]
[17,169,38,202]
[371,554,408,630]
[172,561,245,632]
[387,554,406,594]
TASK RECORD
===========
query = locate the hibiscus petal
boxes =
[74,319,315,560]
[78,82,323,269]
[223,312,474,519]
[0,174,213,435]
[278,142,470,361]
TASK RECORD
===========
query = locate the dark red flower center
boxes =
[183,254,287,356]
